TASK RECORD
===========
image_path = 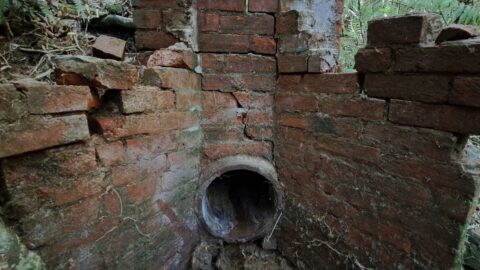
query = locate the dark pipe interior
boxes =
[204,170,277,240]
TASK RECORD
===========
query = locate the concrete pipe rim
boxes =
[195,155,283,243]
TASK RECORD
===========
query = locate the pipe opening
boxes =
[203,170,277,241]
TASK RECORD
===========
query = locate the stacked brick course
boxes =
[275,14,480,269]
[198,0,277,166]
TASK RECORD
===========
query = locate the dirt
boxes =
[191,240,294,270]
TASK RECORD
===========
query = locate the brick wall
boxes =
[198,0,277,167]
[0,59,202,268]
[2,2,479,270]
[274,14,480,269]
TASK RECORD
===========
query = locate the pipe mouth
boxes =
[196,156,283,243]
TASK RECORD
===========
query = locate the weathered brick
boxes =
[135,30,178,50]
[202,74,276,92]
[21,84,97,114]
[224,54,276,73]
[278,114,307,129]
[364,74,450,103]
[301,73,358,94]
[197,0,244,11]
[111,155,168,186]
[231,92,273,109]
[219,14,274,35]
[276,11,299,35]
[277,55,308,73]
[203,142,272,160]
[250,36,276,55]
[200,53,225,72]
[389,100,480,134]
[199,33,249,53]
[354,48,393,73]
[143,67,200,90]
[133,9,163,29]
[202,92,238,112]
[451,76,480,108]
[126,178,156,204]
[147,49,196,70]
[198,12,220,32]
[393,43,480,73]
[96,141,127,166]
[318,96,386,120]
[93,112,198,139]
[0,115,90,158]
[367,14,442,47]
[92,35,126,60]
[176,90,201,110]
[120,87,175,114]
[125,134,176,161]
[249,0,277,13]
[54,55,139,90]
[276,94,317,112]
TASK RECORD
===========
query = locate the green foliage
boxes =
[340,0,480,71]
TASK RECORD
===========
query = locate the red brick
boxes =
[54,56,139,90]
[197,0,244,11]
[276,11,299,35]
[301,73,358,94]
[202,74,276,92]
[277,55,308,73]
[364,74,450,103]
[126,178,156,204]
[245,110,273,125]
[278,114,308,129]
[202,92,239,112]
[393,44,480,73]
[314,136,382,164]
[135,30,178,50]
[143,67,201,90]
[354,48,393,73]
[250,36,276,55]
[276,94,317,112]
[203,125,245,142]
[37,174,105,206]
[200,53,225,72]
[96,141,127,166]
[20,84,96,114]
[367,14,442,47]
[199,33,249,53]
[203,142,272,160]
[120,87,175,114]
[389,100,480,134]
[245,126,273,140]
[125,134,176,161]
[147,49,196,70]
[317,96,386,120]
[111,155,168,186]
[360,122,456,162]
[92,35,126,60]
[248,0,277,13]
[0,115,90,158]
[93,112,198,140]
[176,90,201,110]
[451,76,480,108]
[133,9,162,29]
[224,54,276,73]
[355,216,412,253]
[219,14,274,35]
[198,12,220,32]
[232,92,273,109]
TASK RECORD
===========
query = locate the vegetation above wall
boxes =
[340,0,480,71]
